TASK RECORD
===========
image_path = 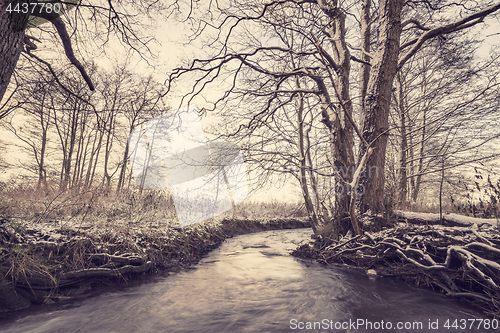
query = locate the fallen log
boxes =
[394,210,499,228]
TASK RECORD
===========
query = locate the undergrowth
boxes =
[0,180,306,226]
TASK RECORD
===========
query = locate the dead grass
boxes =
[0,180,309,309]
[0,184,171,227]
[0,180,306,226]
[222,199,306,220]
[1,245,58,290]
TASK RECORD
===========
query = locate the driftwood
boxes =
[293,213,500,317]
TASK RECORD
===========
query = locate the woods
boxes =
[0,0,499,235]
[166,0,500,236]
[2,62,162,193]
[1,0,500,319]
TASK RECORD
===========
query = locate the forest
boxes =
[1,0,500,320]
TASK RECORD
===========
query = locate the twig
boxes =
[325,234,361,251]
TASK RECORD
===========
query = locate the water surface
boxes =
[0,229,488,332]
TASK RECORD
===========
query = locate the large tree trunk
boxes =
[358,0,404,214]
[315,78,354,236]
[315,4,356,236]
[0,3,26,103]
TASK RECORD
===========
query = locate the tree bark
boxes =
[315,78,353,235]
[412,104,426,202]
[358,0,404,214]
[396,74,408,206]
[315,3,356,235]
[305,108,329,223]
[37,94,49,191]
[0,2,26,103]
[116,139,130,193]
[359,0,371,116]
[62,98,79,190]
[102,110,116,191]
[297,90,320,234]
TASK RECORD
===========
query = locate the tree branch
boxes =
[398,2,500,69]
[402,19,431,31]
[51,17,94,91]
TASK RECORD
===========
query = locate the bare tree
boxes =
[166,0,500,236]
[116,75,163,193]
[1,0,170,104]
[4,56,164,196]
[1,77,55,191]
[47,67,96,191]
[390,38,500,208]
[0,0,172,197]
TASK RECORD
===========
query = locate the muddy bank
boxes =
[292,214,500,318]
[0,217,310,313]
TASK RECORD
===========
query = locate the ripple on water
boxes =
[0,228,487,333]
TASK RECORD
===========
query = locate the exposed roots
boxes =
[0,216,310,310]
[293,222,500,317]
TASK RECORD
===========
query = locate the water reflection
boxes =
[0,229,485,333]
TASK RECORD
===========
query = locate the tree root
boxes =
[61,261,152,281]
[294,223,500,317]
[13,253,151,290]
[86,253,147,266]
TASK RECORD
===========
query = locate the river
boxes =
[0,229,491,332]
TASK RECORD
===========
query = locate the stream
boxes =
[0,228,491,332]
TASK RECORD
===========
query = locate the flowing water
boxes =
[0,229,491,333]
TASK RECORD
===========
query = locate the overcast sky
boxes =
[2,3,500,203]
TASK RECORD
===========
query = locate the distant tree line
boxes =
[2,59,163,194]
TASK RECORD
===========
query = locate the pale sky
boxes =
[2,2,500,204]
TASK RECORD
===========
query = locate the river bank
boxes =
[0,216,310,313]
[3,202,499,320]
[292,212,500,318]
